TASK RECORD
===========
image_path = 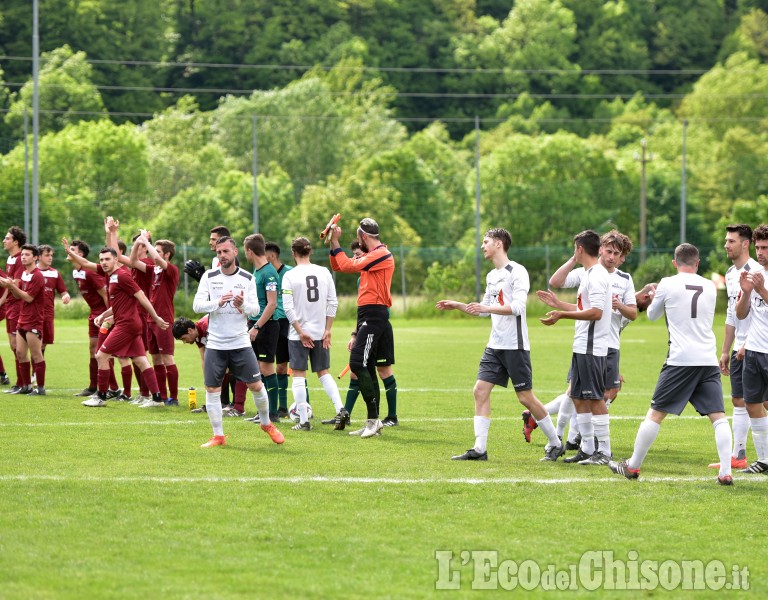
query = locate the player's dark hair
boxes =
[350,241,361,252]
[38,244,54,254]
[620,233,633,256]
[71,240,90,257]
[210,226,231,237]
[156,239,176,260]
[215,236,236,248]
[291,237,312,258]
[674,243,699,266]
[726,224,753,244]
[99,246,118,257]
[244,233,265,256]
[600,230,622,251]
[172,317,196,340]
[265,241,281,257]
[117,239,127,254]
[573,230,601,257]
[20,243,39,257]
[485,228,512,252]
[358,218,380,238]
[754,225,768,243]
[7,226,26,246]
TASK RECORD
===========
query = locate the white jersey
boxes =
[281,263,338,341]
[647,272,718,366]
[725,258,759,349]
[482,261,530,351]
[571,263,612,356]
[192,266,260,351]
[743,266,768,353]
[562,266,635,349]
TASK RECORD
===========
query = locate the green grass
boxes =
[0,317,762,599]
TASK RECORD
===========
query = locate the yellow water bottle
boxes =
[188,387,197,410]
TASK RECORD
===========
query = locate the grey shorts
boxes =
[569,353,606,400]
[605,348,621,390]
[288,340,331,373]
[477,348,532,391]
[729,351,745,399]
[204,347,262,388]
[741,350,768,404]
[650,364,724,415]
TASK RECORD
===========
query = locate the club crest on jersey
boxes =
[110,273,119,284]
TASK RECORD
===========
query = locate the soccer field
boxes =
[0,317,762,598]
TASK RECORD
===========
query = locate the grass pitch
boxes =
[0,316,763,598]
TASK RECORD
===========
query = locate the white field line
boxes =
[0,474,765,485]
[0,415,717,427]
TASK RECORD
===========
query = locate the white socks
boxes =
[545,393,569,416]
[473,416,491,453]
[251,385,270,425]
[628,419,660,470]
[750,416,768,462]
[712,417,733,477]
[576,413,595,454]
[319,373,343,412]
[557,396,575,438]
[732,406,750,459]
[536,414,561,447]
[206,390,223,436]
[292,377,309,423]
[592,414,610,455]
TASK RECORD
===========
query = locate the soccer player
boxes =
[0,278,9,385]
[437,228,563,461]
[239,233,280,421]
[3,226,27,393]
[0,244,46,394]
[540,230,612,465]
[329,217,395,438]
[192,236,284,447]
[610,243,733,485]
[710,224,760,470]
[281,236,342,430]
[63,238,120,398]
[131,233,180,406]
[173,315,209,412]
[83,247,167,407]
[37,245,71,355]
[535,231,636,462]
[734,225,768,474]
[266,241,297,418]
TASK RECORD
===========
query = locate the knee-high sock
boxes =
[19,361,31,386]
[133,364,148,396]
[206,390,223,436]
[382,375,397,417]
[233,380,247,413]
[0,353,4,372]
[292,376,309,423]
[263,373,279,414]
[732,406,750,459]
[319,373,343,412]
[33,360,45,388]
[251,386,270,424]
[166,364,179,400]
[351,364,379,419]
[108,359,118,390]
[628,419,661,470]
[153,364,168,399]
[593,414,611,455]
[576,413,595,455]
[277,373,289,410]
[97,368,111,393]
[556,396,575,439]
[546,393,569,416]
[89,357,98,389]
[121,365,133,396]
[474,416,491,453]
[140,366,160,395]
[751,416,768,462]
[536,414,561,447]
[713,417,733,478]
[344,378,360,414]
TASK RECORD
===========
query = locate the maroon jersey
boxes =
[5,251,24,319]
[17,267,46,330]
[149,262,179,321]
[73,268,108,318]
[103,265,143,329]
[41,267,68,321]
[194,315,209,348]
[132,257,154,316]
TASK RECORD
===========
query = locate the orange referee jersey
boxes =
[330,244,394,308]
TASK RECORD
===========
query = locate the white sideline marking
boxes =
[0,474,764,485]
